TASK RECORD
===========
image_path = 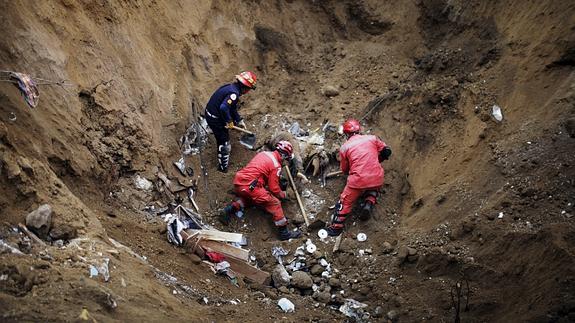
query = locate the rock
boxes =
[49,224,77,241]
[26,204,52,239]
[291,271,313,289]
[272,264,291,287]
[330,293,345,305]
[313,291,331,304]
[277,286,290,294]
[312,251,323,259]
[407,247,417,256]
[310,264,324,276]
[373,306,384,318]
[328,278,341,288]
[397,246,408,260]
[387,309,399,321]
[382,241,393,254]
[322,85,340,97]
[188,254,202,265]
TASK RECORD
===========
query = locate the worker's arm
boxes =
[268,167,287,199]
[218,93,238,126]
[376,137,392,162]
[339,150,349,174]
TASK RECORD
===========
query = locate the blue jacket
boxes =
[205,83,242,126]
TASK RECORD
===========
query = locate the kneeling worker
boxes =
[220,141,302,241]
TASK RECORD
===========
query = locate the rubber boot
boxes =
[326,225,343,237]
[359,201,374,221]
[219,205,234,226]
[278,226,302,241]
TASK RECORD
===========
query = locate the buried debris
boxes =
[162,201,271,285]
[339,298,369,320]
[278,297,295,313]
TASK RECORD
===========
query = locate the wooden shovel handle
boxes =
[284,166,310,226]
[230,125,254,135]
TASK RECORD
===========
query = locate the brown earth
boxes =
[1,0,574,322]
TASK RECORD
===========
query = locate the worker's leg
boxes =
[327,185,364,236]
[359,186,381,220]
[250,187,301,240]
[206,118,231,172]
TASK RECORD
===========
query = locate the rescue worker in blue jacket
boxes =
[204,71,257,172]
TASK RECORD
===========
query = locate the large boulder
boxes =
[25,204,52,239]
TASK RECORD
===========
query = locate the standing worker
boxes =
[204,71,257,172]
[327,119,392,236]
[219,141,302,241]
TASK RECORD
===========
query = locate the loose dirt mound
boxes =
[1,0,574,322]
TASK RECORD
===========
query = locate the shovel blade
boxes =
[239,134,256,150]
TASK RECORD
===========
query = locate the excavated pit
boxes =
[1,0,574,322]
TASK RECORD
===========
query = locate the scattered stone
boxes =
[26,204,52,239]
[373,306,384,318]
[291,271,313,289]
[313,291,331,304]
[272,264,291,287]
[188,254,202,265]
[397,246,408,260]
[322,85,340,97]
[278,286,290,294]
[387,309,399,321]
[328,277,341,288]
[49,224,77,241]
[382,241,393,254]
[310,264,324,276]
[330,293,345,305]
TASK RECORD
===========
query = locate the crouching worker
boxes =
[327,119,392,236]
[220,141,302,241]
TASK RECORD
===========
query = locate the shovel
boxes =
[230,125,257,150]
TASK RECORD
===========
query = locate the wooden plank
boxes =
[198,240,250,262]
[18,223,47,246]
[186,229,244,244]
[225,256,270,285]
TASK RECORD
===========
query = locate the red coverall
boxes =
[232,150,288,226]
[338,134,387,215]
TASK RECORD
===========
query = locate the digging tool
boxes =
[326,170,343,178]
[229,125,257,150]
[284,165,309,227]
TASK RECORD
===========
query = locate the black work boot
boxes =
[326,225,343,237]
[359,201,374,221]
[278,226,302,241]
[219,205,234,226]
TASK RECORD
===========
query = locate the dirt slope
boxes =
[1,0,574,322]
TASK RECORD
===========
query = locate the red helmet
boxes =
[343,119,361,136]
[275,140,293,160]
[236,71,257,89]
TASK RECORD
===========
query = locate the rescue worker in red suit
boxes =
[220,141,303,241]
[204,71,257,173]
[327,119,392,236]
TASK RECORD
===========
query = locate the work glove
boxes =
[279,177,289,191]
[237,119,246,129]
[225,121,234,129]
[280,191,290,202]
[379,146,392,161]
